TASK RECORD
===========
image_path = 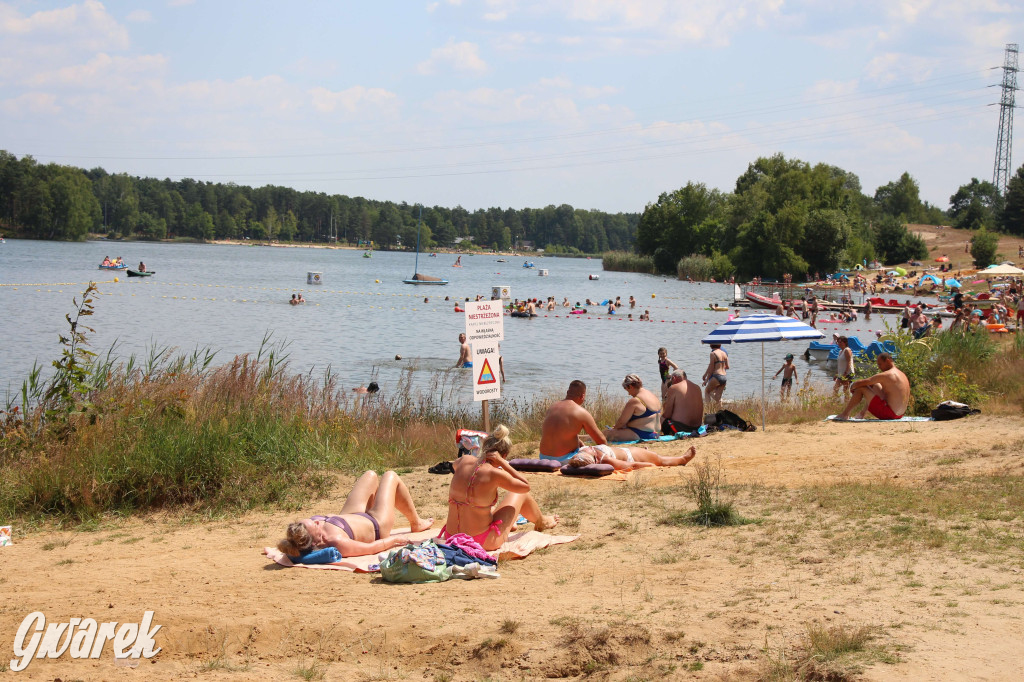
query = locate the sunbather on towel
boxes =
[566,444,697,471]
[440,424,559,551]
[835,352,910,421]
[604,374,662,443]
[278,471,434,559]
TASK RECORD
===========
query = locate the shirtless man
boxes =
[835,353,910,421]
[662,370,704,435]
[833,336,854,397]
[538,380,607,462]
[454,333,471,368]
[702,344,729,406]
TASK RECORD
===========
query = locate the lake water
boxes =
[0,240,899,405]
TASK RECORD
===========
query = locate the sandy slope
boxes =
[1,416,1022,681]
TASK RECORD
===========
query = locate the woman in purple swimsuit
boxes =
[439,425,559,551]
[278,470,434,558]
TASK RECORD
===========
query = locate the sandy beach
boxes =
[2,415,1022,680]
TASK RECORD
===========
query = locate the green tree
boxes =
[801,209,850,274]
[874,172,924,222]
[949,178,1000,230]
[636,182,724,272]
[970,228,999,267]
[372,203,402,246]
[1000,165,1024,236]
[873,216,927,264]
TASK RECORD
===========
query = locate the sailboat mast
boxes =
[413,205,422,276]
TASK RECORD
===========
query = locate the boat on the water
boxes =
[403,207,449,286]
[99,263,128,270]
[363,251,372,258]
[522,261,535,269]
[127,269,154,277]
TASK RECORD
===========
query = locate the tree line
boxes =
[0,151,639,253]
[635,153,1024,279]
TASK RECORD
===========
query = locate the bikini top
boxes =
[449,459,498,510]
[712,350,728,368]
[629,397,660,424]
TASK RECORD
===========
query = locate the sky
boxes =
[1,0,1022,214]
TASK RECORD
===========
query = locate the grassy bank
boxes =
[0,285,621,521]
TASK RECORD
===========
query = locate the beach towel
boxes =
[609,425,707,445]
[824,415,932,422]
[262,529,578,572]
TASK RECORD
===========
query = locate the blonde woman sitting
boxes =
[278,470,433,559]
[440,424,558,551]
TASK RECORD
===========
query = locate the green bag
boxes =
[380,539,452,583]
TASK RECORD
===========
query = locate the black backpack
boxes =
[707,409,757,432]
[930,402,980,421]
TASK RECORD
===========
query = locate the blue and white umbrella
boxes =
[701,313,824,430]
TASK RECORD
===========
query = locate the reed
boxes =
[675,254,715,281]
[601,251,656,274]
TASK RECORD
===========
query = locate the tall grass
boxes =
[676,254,714,281]
[601,251,655,274]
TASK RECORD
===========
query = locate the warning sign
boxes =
[472,344,501,401]
[464,300,504,343]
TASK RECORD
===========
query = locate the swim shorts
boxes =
[781,377,793,388]
[462,362,473,369]
[867,395,903,420]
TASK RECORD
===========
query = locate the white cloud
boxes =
[0,0,130,52]
[423,87,580,124]
[0,92,60,116]
[27,53,168,89]
[426,2,440,11]
[126,9,152,23]
[417,39,488,75]
[308,86,398,114]
[483,11,507,21]
[579,84,619,98]
[538,76,572,89]
[864,53,937,85]
[168,0,195,7]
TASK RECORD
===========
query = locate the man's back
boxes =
[540,399,595,457]
[877,366,911,414]
[665,380,703,427]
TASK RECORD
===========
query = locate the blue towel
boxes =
[291,547,343,564]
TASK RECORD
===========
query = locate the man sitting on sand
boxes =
[538,380,607,462]
[834,353,910,421]
[661,370,704,435]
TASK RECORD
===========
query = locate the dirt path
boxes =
[2,416,1022,680]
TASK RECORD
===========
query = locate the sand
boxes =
[2,416,1023,680]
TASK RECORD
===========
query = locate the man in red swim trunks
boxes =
[834,353,911,421]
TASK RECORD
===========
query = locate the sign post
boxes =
[464,300,505,432]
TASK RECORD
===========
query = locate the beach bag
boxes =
[707,409,756,432]
[930,401,980,421]
[380,539,451,583]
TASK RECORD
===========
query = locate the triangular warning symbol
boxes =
[477,358,497,384]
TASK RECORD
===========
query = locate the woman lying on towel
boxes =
[278,470,434,559]
[440,424,559,551]
[566,444,697,471]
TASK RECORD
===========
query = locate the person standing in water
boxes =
[657,347,678,399]
[455,333,472,368]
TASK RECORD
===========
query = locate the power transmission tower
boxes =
[993,43,1019,195]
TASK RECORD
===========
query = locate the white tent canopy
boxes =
[979,264,1024,276]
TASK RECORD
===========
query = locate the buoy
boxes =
[651,294,655,298]
[375,279,381,283]
[114,277,119,282]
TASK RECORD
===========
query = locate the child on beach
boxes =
[657,347,679,399]
[773,354,798,401]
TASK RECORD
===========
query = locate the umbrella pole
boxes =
[761,342,766,431]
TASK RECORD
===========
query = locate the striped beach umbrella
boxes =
[701,313,824,430]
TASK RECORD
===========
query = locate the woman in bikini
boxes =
[604,374,662,443]
[439,424,558,551]
[566,444,696,471]
[278,470,434,559]
[702,343,729,406]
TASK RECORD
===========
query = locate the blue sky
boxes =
[1,0,1021,213]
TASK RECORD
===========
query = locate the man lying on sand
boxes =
[278,471,433,559]
[566,444,697,471]
[439,424,558,551]
[834,353,910,421]
[538,380,607,462]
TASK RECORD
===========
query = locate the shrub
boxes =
[602,251,655,274]
[676,254,714,281]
